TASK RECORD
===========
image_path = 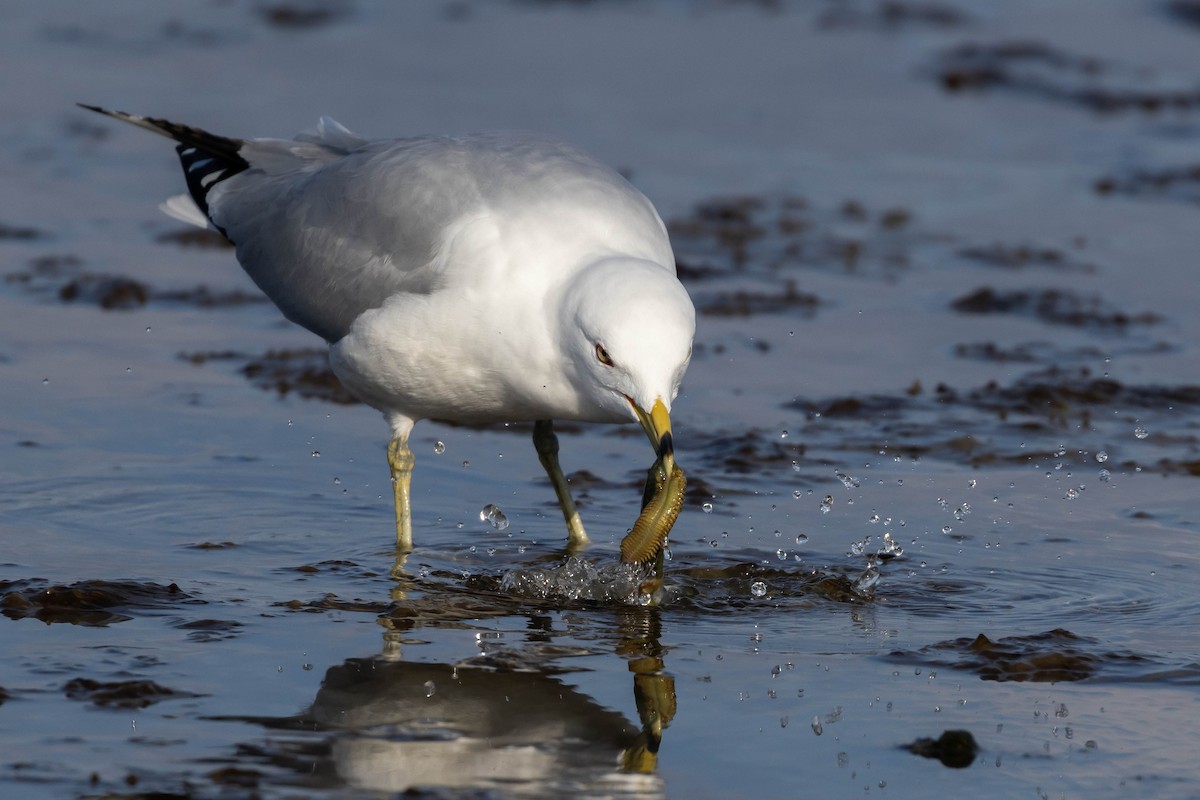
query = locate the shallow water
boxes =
[3,2,1200,798]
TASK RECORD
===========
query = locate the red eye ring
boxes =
[595,343,614,366]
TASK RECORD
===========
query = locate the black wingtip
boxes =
[79,103,250,221]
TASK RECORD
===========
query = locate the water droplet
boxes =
[780,430,789,439]
[835,470,860,489]
[424,680,436,698]
[820,495,834,514]
[480,503,509,530]
[702,502,713,513]
[941,525,953,534]
[868,513,880,524]
[792,489,803,499]
[311,450,320,458]
[1134,426,1148,439]
[750,580,767,598]
[811,716,824,736]
[795,533,809,545]
[462,460,470,468]
[333,477,341,485]
[1098,469,1111,482]
[433,441,445,455]
[41,378,49,385]
[1095,451,1108,463]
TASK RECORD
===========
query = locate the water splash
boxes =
[499,556,659,604]
[878,531,904,558]
[852,565,880,597]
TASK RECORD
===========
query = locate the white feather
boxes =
[159,193,210,229]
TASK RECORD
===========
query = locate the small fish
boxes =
[621,461,687,565]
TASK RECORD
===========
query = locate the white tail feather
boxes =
[159,193,210,229]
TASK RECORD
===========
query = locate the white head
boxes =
[561,258,695,460]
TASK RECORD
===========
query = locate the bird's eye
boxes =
[595,343,614,366]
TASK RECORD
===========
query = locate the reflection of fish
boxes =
[303,659,666,797]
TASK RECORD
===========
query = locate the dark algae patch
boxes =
[696,281,819,317]
[5,253,266,310]
[58,273,149,309]
[0,221,47,240]
[817,0,970,31]
[64,677,200,709]
[891,629,1152,682]
[934,41,1200,113]
[957,242,1096,273]
[1094,162,1200,204]
[904,730,979,768]
[788,367,1200,476]
[181,348,356,405]
[0,579,196,626]
[177,618,244,642]
[951,287,1160,330]
[668,194,923,280]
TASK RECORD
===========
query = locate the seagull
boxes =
[80,104,695,552]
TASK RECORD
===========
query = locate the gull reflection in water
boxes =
[303,655,670,797]
[240,598,676,797]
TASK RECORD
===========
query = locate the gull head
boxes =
[562,258,695,468]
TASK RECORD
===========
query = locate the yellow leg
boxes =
[532,420,589,549]
[387,435,415,551]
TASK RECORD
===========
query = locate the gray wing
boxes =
[81,106,668,343]
[210,130,666,343]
